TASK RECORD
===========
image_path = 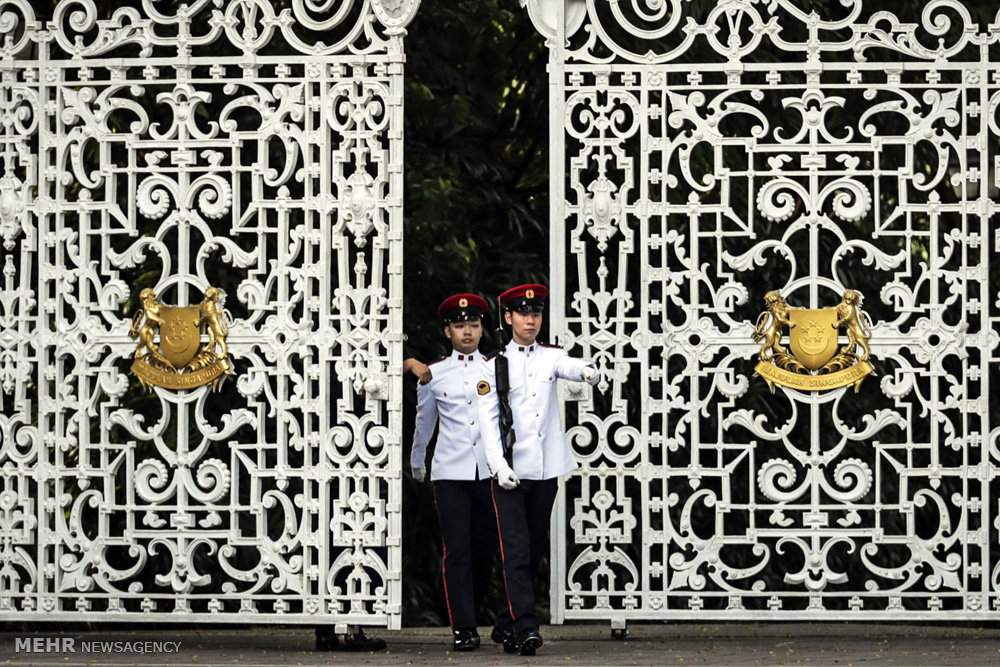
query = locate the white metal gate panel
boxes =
[531,0,1000,621]
[0,0,418,626]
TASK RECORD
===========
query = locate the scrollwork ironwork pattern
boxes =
[0,0,418,625]
[526,0,1000,620]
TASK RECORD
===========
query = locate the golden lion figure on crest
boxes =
[130,288,174,369]
[752,290,795,361]
[833,289,871,362]
[753,288,874,392]
[129,286,233,391]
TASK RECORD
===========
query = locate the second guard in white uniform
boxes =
[410,293,499,652]
[476,283,599,656]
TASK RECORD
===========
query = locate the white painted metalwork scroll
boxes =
[0,0,418,626]
[525,0,1000,622]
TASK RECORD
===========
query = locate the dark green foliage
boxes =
[401,0,551,628]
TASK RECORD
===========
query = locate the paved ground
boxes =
[1,623,998,666]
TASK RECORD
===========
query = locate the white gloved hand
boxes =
[495,464,519,490]
[412,466,426,483]
[582,366,600,386]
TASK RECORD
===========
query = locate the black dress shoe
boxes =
[517,630,543,656]
[491,626,518,654]
[315,627,387,652]
[490,626,511,643]
[341,629,387,652]
[452,628,480,651]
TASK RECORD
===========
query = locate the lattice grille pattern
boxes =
[531,0,1000,620]
[0,0,418,625]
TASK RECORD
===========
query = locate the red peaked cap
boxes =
[498,283,549,312]
[436,292,490,322]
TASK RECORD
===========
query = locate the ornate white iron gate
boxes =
[531,0,1000,622]
[0,0,418,626]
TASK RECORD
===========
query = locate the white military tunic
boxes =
[411,349,491,481]
[477,341,591,480]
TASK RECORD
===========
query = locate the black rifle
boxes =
[494,299,516,467]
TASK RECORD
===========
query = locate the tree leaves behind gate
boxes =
[401,0,551,628]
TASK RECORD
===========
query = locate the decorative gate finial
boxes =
[519,0,588,41]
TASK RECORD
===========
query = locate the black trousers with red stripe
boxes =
[433,479,497,630]
[490,477,559,635]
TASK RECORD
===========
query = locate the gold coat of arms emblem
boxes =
[128,287,233,391]
[752,289,874,392]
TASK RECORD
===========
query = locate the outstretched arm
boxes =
[554,349,596,382]
[404,357,432,384]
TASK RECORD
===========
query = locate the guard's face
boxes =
[505,309,543,344]
[444,319,482,354]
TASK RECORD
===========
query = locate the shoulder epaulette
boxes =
[428,356,448,366]
[538,341,562,349]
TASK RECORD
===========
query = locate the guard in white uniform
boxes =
[410,293,497,652]
[476,283,599,656]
